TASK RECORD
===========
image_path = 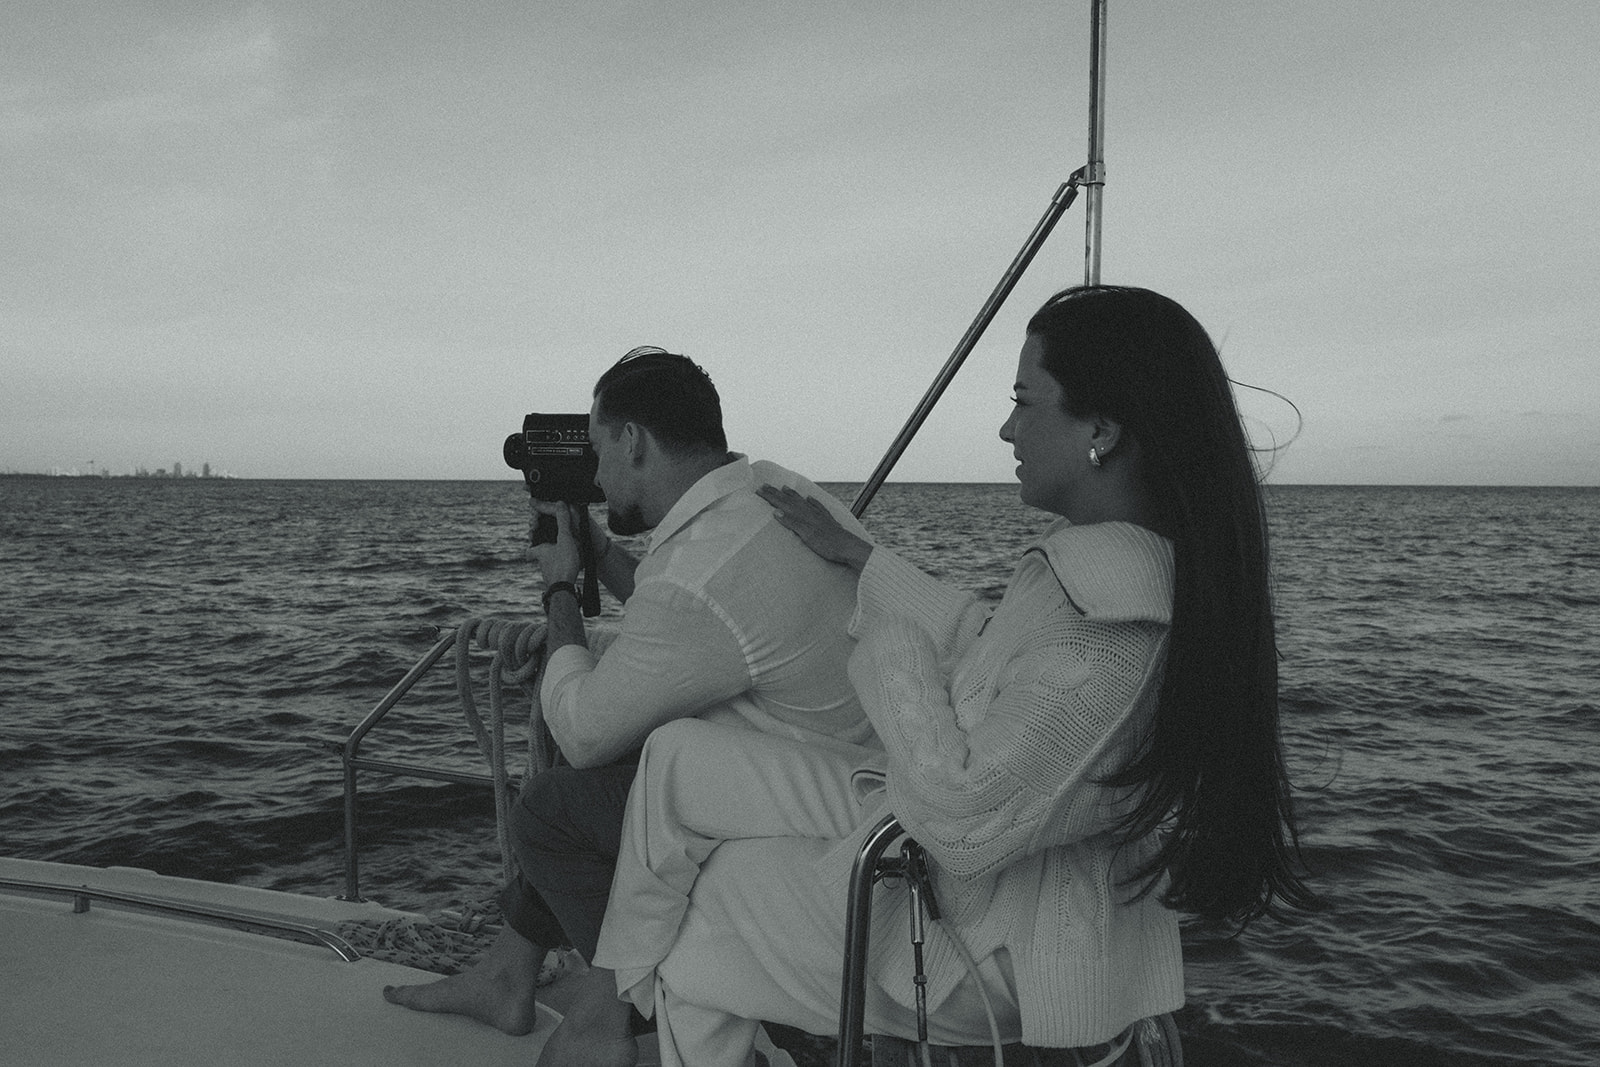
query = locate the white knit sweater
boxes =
[823,518,1185,1048]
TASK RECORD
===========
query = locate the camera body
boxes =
[504,413,605,545]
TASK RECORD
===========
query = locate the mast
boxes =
[1085,0,1108,284]
[849,180,1080,518]
[847,0,1108,519]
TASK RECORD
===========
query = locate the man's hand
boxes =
[527,501,590,653]
[526,500,583,585]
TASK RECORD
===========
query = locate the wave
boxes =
[6,479,1599,1067]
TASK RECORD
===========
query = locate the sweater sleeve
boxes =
[849,613,1165,881]
[851,545,991,662]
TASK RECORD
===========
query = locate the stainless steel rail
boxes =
[336,628,501,902]
[836,813,909,1067]
[0,875,362,962]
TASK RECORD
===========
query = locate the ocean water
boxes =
[1,477,1596,1066]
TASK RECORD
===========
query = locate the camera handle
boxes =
[575,510,601,617]
[529,504,603,618]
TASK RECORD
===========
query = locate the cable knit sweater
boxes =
[824,518,1184,1047]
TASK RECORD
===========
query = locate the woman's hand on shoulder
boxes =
[756,484,873,572]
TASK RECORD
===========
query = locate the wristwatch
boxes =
[541,581,579,612]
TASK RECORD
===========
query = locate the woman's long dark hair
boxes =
[1027,285,1320,928]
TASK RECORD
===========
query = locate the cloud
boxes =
[2,2,1597,484]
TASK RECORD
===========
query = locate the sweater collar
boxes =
[1030,519,1175,624]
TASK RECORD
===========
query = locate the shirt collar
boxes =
[647,453,751,552]
[1031,518,1175,624]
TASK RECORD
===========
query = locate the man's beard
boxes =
[606,501,649,537]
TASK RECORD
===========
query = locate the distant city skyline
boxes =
[6,459,230,479]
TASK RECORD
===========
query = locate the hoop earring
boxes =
[1088,447,1103,468]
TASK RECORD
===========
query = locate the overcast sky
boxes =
[4,1,1596,484]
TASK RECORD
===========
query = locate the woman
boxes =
[542,286,1318,1067]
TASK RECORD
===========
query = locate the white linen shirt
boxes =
[540,456,878,768]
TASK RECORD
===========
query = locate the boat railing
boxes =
[332,627,503,903]
[0,875,362,962]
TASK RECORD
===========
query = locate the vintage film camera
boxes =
[504,412,605,615]
[503,412,604,536]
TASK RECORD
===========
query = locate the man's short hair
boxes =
[593,346,727,453]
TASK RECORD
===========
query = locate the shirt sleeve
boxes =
[848,614,1164,881]
[540,578,752,768]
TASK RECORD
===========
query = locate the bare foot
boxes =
[535,965,638,1067]
[382,927,546,1036]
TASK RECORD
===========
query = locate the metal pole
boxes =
[850,177,1081,519]
[837,814,908,1067]
[341,628,459,901]
[341,758,363,902]
[1085,0,1108,285]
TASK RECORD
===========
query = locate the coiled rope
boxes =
[341,616,619,977]
[332,619,568,978]
[452,616,557,885]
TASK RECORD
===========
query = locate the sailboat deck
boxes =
[0,858,554,1066]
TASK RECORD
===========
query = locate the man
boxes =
[383,347,875,1055]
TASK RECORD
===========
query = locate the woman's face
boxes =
[999,334,1099,517]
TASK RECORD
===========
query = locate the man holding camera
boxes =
[383,348,876,1052]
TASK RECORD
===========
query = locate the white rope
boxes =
[452,617,553,885]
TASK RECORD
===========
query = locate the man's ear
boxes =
[620,421,648,466]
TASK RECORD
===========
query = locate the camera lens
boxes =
[503,434,528,470]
